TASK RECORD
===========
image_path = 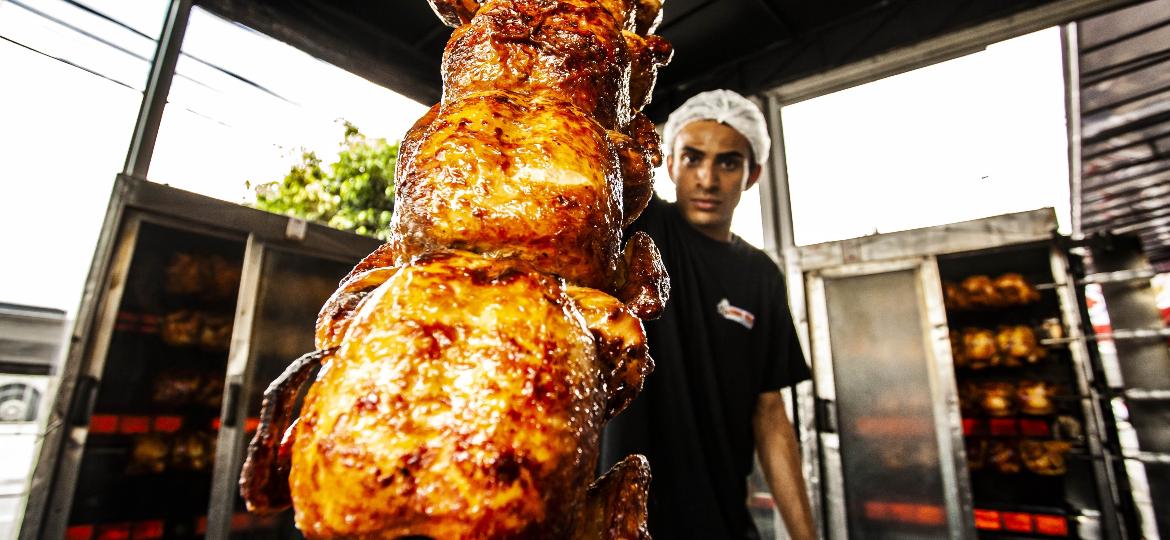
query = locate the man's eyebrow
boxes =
[680,146,705,155]
[715,150,746,160]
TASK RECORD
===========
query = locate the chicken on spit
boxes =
[240,0,673,538]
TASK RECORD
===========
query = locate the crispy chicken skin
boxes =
[390,91,624,290]
[243,252,655,538]
[242,0,674,536]
[443,0,633,130]
[293,252,602,538]
[429,0,665,34]
[625,33,673,111]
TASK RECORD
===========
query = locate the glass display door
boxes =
[206,244,353,539]
[805,258,973,539]
[58,216,247,540]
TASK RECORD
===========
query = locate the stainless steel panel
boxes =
[820,433,847,540]
[806,275,836,403]
[798,209,1057,271]
[919,259,975,536]
[794,379,821,540]
[822,268,954,538]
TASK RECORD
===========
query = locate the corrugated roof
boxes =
[1076,0,1170,271]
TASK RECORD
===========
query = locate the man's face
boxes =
[668,120,762,241]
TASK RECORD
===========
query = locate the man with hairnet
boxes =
[602,90,816,540]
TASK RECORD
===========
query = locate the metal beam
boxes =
[122,0,192,178]
[1065,23,1086,239]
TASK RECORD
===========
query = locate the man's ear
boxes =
[744,164,763,191]
[666,154,678,185]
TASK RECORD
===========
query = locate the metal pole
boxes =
[122,0,193,178]
[1063,23,1085,240]
[760,94,826,540]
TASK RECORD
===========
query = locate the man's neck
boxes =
[687,220,733,243]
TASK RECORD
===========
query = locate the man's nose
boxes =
[695,162,718,189]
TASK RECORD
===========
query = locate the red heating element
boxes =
[975,509,1069,537]
[864,501,945,526]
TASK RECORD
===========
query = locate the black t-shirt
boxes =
[601,196,811,540]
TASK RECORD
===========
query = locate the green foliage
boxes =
[251,122,398,239]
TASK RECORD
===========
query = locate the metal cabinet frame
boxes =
[783,210,1125,538]
[21,176,378,539]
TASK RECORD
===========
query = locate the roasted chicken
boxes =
[960,328,997,370]
[980,382,1016,417]
[994,325,1046,366]
[1017,380,1056,415]
[1020,440,1071,476]
[943,273,1041,311]
[989,441,1022,474]
[993,273,1040,305]
[240,0,672,538]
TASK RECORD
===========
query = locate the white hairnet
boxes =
[662,89,771,166]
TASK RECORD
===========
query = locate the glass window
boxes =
[147,7,429,205]
[781,28,1070,246]
[0,0,168,316]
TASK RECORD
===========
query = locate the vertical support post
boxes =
[758,95,798,266]
[123,0,193,179]
[207,236,266,539]
[1061,23,1084,240]
[759,94,824,540]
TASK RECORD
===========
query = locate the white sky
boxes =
[1,0,1071,316]
[782,28,1070,246]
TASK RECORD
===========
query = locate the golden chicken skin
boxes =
[389,91,669,313]
[390,92,623,290]
[993,273,1040,305]
[442,0,633,130]
[429,0,665,34]
[241,0,674,536]
[441,0,672,130]
[994,324,1047,366]
[242,252,654,538]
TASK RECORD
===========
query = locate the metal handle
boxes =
[222,381,242,428]
[816,398,838,433]
[68,376,99,426]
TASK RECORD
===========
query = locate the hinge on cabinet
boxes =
[815,398,838,433]
[68,375,99,426]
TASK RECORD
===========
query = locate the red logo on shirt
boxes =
[716,298,755,330]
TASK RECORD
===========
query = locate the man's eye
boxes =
[682,154,699,165]
[718,159,742,171]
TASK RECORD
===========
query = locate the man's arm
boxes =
[753,391,816,540]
